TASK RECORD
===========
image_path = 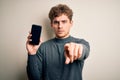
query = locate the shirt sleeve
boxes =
[77,39,90,61]
[27,51,43,80]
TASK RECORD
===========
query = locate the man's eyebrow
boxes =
[53,20,58,22]
[61,20,67,21]
[53,19,68,23]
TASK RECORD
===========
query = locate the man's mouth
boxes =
[58,30,64,33]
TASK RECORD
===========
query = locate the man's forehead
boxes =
[53,15,69,22]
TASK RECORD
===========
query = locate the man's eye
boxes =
[53,21,59,24]
[62,20,67,23]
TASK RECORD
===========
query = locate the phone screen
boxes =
[30,24,42,45]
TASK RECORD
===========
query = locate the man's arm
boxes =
[27,54,41,80]
[26,33,42,80]
[78,44,90,60]
[78,39,90,60]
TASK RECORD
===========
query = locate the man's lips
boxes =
[58,30,64,33]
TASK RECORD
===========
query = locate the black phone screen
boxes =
[30,24,42,45]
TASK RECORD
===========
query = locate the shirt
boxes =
[27,36,90,80]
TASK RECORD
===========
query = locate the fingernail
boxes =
[65,58,70,64]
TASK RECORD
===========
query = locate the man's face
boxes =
[51,14,73,38]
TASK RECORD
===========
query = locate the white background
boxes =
[0,0,120,80]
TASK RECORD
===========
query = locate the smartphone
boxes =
[30,24,42,45]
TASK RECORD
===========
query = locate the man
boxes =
[26,4,90,80]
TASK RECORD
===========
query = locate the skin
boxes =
[51,14,73,39]
[26,14,83,64]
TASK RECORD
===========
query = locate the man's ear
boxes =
[70,20,73,27]
[50,22,53,28]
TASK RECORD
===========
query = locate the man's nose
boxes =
[58,22,62,28]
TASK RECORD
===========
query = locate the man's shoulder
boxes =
[70,36,88,43]
[40,38,55,47]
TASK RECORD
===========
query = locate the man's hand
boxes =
[64,42,83,64]
[26,32,42,55]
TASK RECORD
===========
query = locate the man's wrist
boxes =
[28,52,36,55]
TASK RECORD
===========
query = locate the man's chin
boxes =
[56,34,69,39]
